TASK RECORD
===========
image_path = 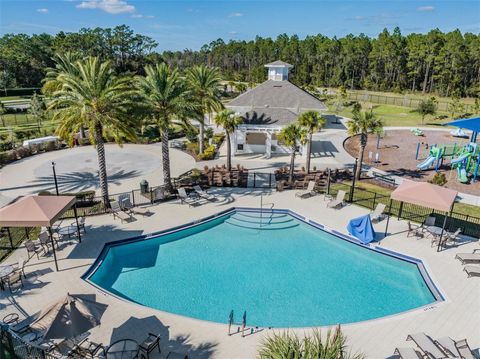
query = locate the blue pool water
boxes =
[88,210,437,327]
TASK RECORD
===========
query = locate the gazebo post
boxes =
[73,204,82,243]
[6,227,13,249]
[384,198,393,236]
[24,227,29,239]
[48,227,59,271]
[436,213,448,252]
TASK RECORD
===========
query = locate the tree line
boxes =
[1,26,479,97]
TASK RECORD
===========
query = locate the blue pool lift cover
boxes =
[347,215,376,244]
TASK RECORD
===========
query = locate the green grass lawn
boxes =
[326,101,451,127]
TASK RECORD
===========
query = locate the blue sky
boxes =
[1,0,479,51]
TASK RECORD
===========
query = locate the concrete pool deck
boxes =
[0,188,479,358]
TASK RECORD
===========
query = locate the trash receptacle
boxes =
[140,180,149,194]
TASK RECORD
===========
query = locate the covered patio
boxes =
[384,180,458,251]
[0,195,82,271]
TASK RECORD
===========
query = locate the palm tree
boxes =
[347,108,384,180]
[257,326,364,359]
[137,63,193,192]
[214,109,242,171]
[186,65,223,154]
[298,110,326,173]
[42,52,81,95]
[278,123,307,184]
[47,56,139,205]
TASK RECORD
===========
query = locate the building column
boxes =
[232,130,237,157]
[265,132,272,159]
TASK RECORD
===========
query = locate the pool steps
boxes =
[225,213,299,230]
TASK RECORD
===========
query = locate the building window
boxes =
[237,144,244,150]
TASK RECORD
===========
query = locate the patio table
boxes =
[58,225,76,237]
[426,225,444,237]
[0,265,14,290]
[106,339,139,359]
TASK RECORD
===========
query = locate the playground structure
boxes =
[416,140,480,184]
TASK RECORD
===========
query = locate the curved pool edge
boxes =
[82,206,445,329]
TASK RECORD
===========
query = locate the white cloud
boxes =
[76,0,135,14]
[37,8,49,13]
[131,14,154,19]
[417,6,435,12]
[228,12,243,18]
[229,31,238,35]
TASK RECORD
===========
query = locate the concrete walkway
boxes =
[0,189,478,358]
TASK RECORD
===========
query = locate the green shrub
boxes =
[185,127,198,142]
[429,172,447,186]
[186,141,199,154]
[205,127,214,140]
[15,146,31,158]
[213,133,225,146]
[198,145,216,160]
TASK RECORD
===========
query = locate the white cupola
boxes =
[265,60,293,81]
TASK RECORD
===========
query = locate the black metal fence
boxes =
[1,324,56,359]
[329,182,480,238]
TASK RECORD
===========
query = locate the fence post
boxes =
[372,192,377,209]
[398,202,404,220]
[327,168,331,195]
[150,189,154,204]
[131,190,135,206]
[253,173,256,188]
[269,173,272,188]
[349,159,358,203]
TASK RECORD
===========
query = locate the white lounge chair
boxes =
[456,339,475,359]
[177,188,199,207]
[455,249,480,264]
[193,185,215,201]
[327,190,346,209]
[435,337,461,358]
[394,347,422,359]
[370,203,386,223]
[119,195,153,216]
[463,265,480,277]
[110,201,133,223]
[295,181,317,199]
[406,333,447,359]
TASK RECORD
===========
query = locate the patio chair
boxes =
[25,240,44,259]
[463,265,480,277]
[120,196,153,216]
[394,347,422,359]
[431,228,461,248]
[295,181,317,199]
[406,333,447,359]
[434,337,462,358]
[455,249,480,264]
[177,188,199,207]
[422,216,436,232]
[455,338,475,359]
[39,231,54,252]
[110,201,133,223]
[327,190,346,209]
[70,216,86,233]
[139,332,161,359]
[7,270,23,292]
[407,222,424,238]
[370,203,386,223]
[193,185,215,201]
[71,339,103,358]
[12,258,27,278]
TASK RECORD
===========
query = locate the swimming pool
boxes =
[86,209,441,328]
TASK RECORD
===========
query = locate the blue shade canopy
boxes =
[347,215,376,244]
[446,117,480,132]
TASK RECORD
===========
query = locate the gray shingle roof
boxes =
[227,80,327,112]
[264,60,293,68]
[240,107,298,126]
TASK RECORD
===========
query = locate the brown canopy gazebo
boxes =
[0,195,82,271]
[384,180,458,251]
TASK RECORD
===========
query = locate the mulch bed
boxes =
[344,129,480,195]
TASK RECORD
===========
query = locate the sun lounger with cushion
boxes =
[193,185,215,201]
[456,339,475,359]
[370,203,386,223]
[463,265,480,277]
[295,181,317,199]
[327,190,346,209]
[177,188,199,207]
[394,347,422,359]
[455,249,480,264]
[110,201,133,223]
[406,333,447,359]
[435,337,461,358]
